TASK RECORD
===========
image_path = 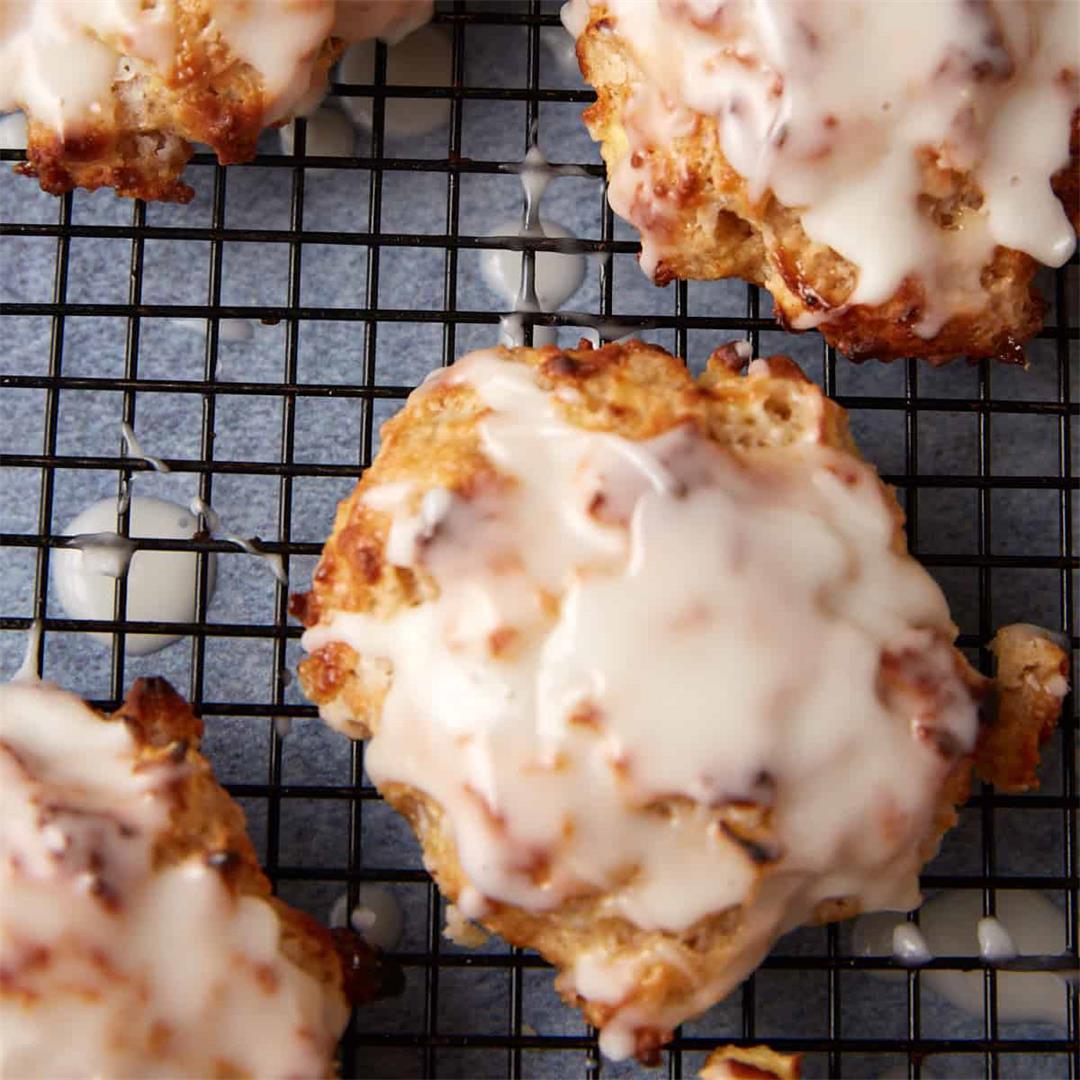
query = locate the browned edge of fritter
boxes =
[14,7,345,203]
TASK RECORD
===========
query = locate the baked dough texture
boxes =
[294,340,1068,1061]
[698,1044,802,1080]
[0,0,430,202]
[0,677,351,1078]
[567,0,1079,363]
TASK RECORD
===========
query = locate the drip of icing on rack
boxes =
[489,133,660,348]
[329,886,404,951]
[977,915,1019,962]
[276,23,455,174]
[52,419,289,656]
[492,141,582,348]
[852,890,1076,1025]
[890,922,932,966]
[170,317,255,343]
[264,24,644,348]
[9,620,42,684]
[189,498,288,585]
[121,421,171,473]
[55,495,217,657]
[0,111,27,150]
[53,421,215,655]
[336,25,453,138]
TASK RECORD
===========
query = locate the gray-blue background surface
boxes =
[1,7,1077,1078]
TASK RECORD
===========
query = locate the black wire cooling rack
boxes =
[0,3,1077,1078]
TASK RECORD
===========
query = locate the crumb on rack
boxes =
[698,1044,802,1080]
[444,903,489,948]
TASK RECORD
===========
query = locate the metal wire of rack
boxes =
[0,2,1077,1078]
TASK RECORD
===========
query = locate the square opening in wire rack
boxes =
[0,3,1075,1080]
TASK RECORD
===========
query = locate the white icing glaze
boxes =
[455,884,490,922]
[564,0,1079,333]
[203,0,338,125]
[339,24,452,137]
[121,421,170,473]
[0,111,27,150]
[190,496,287,584]
[53,496,217,656]
[483,219,587,313]
[892,922,932,966]
[0,0,432,134]
[577,316,646,348]
[598,1025,637,1062]
[304,348,981,1052]
[279,105,355,172]
[1045,673,1069,698]
[491,143,588,347]
[10,620,42,685]
[0,681,347,1077]
[328,884,403,951]
[852,889,1074,1026]
[0,1,174,133]
[331,0,432,50]
[498,313,527,348]
[977,915,1018,962]
[560,0,590,40]
[519,143,554,219]
[68,532,138,579]
[498,317,560,349]
[170,316,255,343]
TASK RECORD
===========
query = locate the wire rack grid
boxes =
[0,2,1077,1078]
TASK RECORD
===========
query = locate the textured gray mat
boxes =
[0,7,1077,1079]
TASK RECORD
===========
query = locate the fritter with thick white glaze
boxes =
[564,0,1079,363]
[0,0,430,202]
[0,676,388,1078]
[294,341,1068,1061]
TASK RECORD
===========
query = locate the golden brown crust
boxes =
[976,625,1070,792]
[294,341,1068,1060]
[574,6,1077,364]
[13,4,343,203]
[296,339,855,643]
[18,123,198,204]
[111,678,346,999]
[699,1044,802,1080]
